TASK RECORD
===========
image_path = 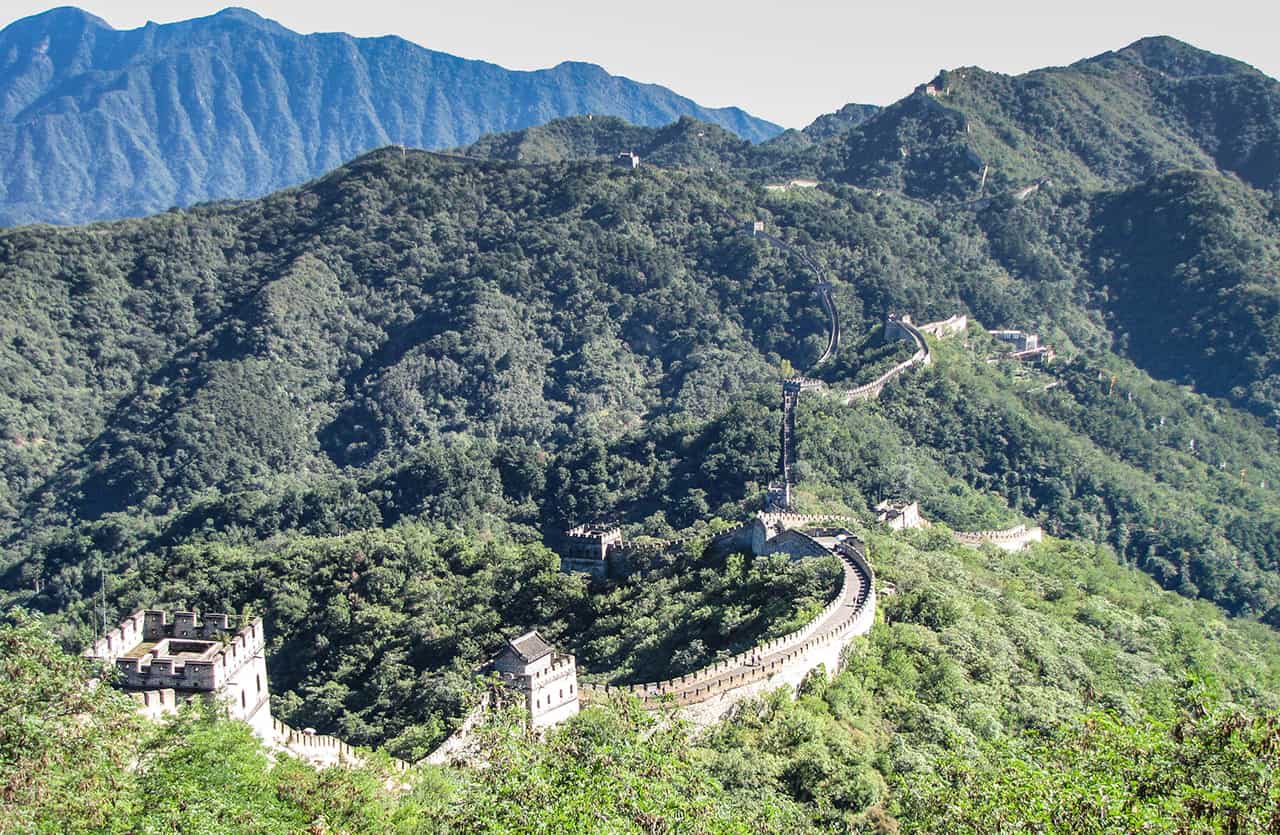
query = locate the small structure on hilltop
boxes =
[876,500,927,531]
[493,631,580,728]
[990,329,1055,363]
[85,609,273,740]
[615,151,641,170]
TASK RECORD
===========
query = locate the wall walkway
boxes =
[581,533,875,723]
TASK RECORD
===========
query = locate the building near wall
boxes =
[493,631,580,728]
[990,329,1038,352]
[990,329,1055,363]
[85,609,273,741]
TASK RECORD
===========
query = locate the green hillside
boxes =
[4,32,1280,834]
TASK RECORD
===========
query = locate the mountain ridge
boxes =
[0,5,782,226]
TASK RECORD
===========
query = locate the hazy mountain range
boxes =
[0,6,783,225]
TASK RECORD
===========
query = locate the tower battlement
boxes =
[86,608,273,740]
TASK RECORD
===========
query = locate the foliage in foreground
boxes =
[7,606,1280,834]
[899,700,1280,833]
[0,614,812,834]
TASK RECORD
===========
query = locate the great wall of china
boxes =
[87,212,1047,772]
[580,523,876,725]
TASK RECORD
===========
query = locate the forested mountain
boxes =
[5,31,1280,832]
[2,142,1279,621]
[0,6,781,226]
[821,36,1280,201]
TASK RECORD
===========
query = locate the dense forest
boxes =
[9,523,1280,831]
[4,29,1280,834]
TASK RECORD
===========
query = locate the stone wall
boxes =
[580,536,875,723]
[918,314,967,339]
[954,524,1044,552]
[271,717,410,772]
[845,317,931,403]
[424,699,491,766]
[108,616,265,694]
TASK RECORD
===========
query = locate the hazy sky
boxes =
[6,0,1279,127]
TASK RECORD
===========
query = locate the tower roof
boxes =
[504,630,554,664]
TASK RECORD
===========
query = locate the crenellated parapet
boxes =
[95,610,265,693]
[844,315,931,403]
[581,527,875,715]
[87,608,273,743]
[561,521,760,580]
[954,524,1044,552]
[876,500,928,531]
[917,314,968,339]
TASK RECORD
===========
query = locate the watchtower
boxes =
[560,524,623,579]
[85,609,273,741]
[493,631,580,728]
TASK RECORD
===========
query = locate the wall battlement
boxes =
[88,608,273,743]
[581,526,875,718]
[95,611,265,693]
[844,315,931,403]
[918,314,968,339]
[954,524,1044,551]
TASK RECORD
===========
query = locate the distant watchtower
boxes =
[493,631,580,728]
[560,524,623,579]
[615,151,641,169]
[85,609,273,740]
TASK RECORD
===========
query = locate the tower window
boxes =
[256,674,261,693]
[241,691,246,709]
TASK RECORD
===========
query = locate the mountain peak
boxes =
[1086,35,1259,79]
[2,6,110,36]
[186,6,291,35]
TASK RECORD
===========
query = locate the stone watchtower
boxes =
[85,609,273,741]
[493,631,580,728]
[560,524,623,579]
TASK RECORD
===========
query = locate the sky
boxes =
[5,0,1279,128]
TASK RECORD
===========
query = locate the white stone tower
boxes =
[492,631,580,728]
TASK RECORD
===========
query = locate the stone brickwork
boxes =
[876,500,927,531]
[493,631,580,728]
[917,314,967,339]
[844,315,932,403]
[990,328,1055,363]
